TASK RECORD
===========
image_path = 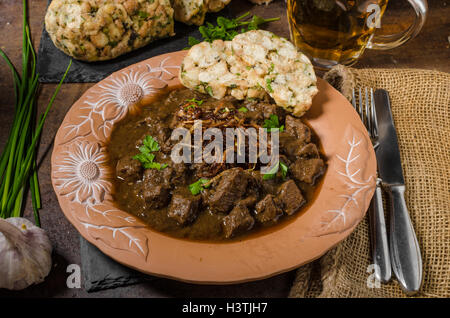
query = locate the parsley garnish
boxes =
[186,98,204,105]
[188,36,201,46]
[238,107,248,113]
[187,12,280,47]
[280,162,288,179]
[268,63,275,74]
[133,135,167,170]
[262,162,289,180]
[184,104,196,110]
[266,78,274,93]
[189,178,211,195]
[205,85,213,97]
[184,98,203,110]
[263,114,284,132]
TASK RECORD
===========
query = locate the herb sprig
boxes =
[187,12,280,47]
[262,162,289,180]
[185,98,204,105]
[133,135,167,170]
[263,114,284,132]
[184,98,204,110]
[189,178,211,195]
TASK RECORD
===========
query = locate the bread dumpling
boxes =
[45,0,175,61]
[180,30,318,117]
[171,0,231,25]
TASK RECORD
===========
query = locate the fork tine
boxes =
[364,87,371,133]
[358,88,364,121]
[370,88,378,137]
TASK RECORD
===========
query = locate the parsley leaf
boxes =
[266,78,274,93]
[262,163,279,180]
[145,162,168,170]
[133,135,167,170]
[189,178,211,195]
[188,36,200,46]
[184,98,203,110]
[263,114,284,132]
[205,85,213,97]
[142,135,160,152]
[280,162,288,179]
[185,98,203,105]
[262,161,289,180]
[184,104,196,110]
[186,12,280,47]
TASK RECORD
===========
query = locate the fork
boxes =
[352,87,392,283]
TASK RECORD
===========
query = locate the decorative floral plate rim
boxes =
[51,51,376,284]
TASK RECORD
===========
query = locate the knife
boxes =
[374,89,423,295]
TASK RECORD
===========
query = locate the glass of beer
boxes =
[287,0,428,69]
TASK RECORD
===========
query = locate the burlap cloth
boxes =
[289,67,450,298]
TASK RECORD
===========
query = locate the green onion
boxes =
[0,0,71,224]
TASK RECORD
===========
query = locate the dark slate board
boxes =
[37,3,233,83]
[79,237,156,292]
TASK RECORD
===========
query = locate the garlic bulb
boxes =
[0,217,52,290]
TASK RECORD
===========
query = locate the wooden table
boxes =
[0,0,448,297]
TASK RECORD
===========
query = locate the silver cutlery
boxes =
[374,89,423,295]
[352,88,392,284]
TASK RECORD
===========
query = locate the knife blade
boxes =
[374,89,423,295]
[373,90,404,185]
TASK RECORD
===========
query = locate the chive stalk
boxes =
[0,0,72,223]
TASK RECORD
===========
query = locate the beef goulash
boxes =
[108,88,325,241]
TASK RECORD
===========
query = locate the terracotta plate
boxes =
[51,51,376,284]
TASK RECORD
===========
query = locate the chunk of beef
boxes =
[249,170,278,194]
[142,184,170,208]
[290,158,325,184]
[116,156,142,181]
[192,162,224,178]
[203,168,249,214]
[298,143,320,158]
[285,116,311,143]
[279,132,305,160]
[239,101,264,124]
[171,162,187,185]
[259,102,286,122]
[154,125,172,153]
[279,154,292,166]
[143,167,173,188]
[276,180,305,215]
[168,194,201,225]
[141,167,174,208]
[237,195,259,208]
[222,205,255,238]
[254,194,283,223]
